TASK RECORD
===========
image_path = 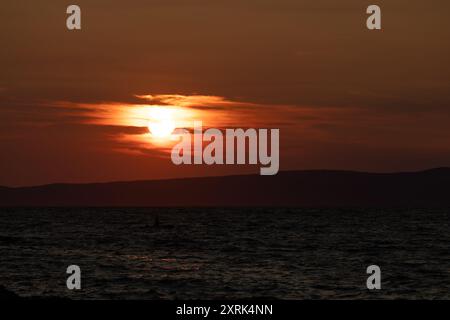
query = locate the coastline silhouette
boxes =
[1,168,449,207]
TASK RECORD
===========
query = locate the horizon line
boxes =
[2,167,450,190]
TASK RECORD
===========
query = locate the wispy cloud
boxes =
[134,94,258,110]
[5,93,449,162]
[45,94,305,155]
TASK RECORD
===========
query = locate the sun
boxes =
[147,107,176,139]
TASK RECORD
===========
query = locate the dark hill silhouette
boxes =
[1,168,450,207]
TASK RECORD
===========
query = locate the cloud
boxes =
[5,92,450,165]
[134,94,257,110]
[41,94,306,156]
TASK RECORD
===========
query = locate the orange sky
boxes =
[1,0,450,186]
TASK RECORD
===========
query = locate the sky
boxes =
[1,0,450,186]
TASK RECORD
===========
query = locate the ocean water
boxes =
[0,208,449,300]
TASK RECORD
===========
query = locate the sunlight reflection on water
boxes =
[1,208,449,299]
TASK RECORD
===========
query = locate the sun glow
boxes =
[67,94,262,152]
[147,107,177,139]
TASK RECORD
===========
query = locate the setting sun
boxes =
[147,107,176,139]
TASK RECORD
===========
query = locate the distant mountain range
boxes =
[1,168,450,207]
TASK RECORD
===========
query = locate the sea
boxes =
[0,208,449,299]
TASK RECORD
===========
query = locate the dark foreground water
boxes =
[0,208,449,299]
